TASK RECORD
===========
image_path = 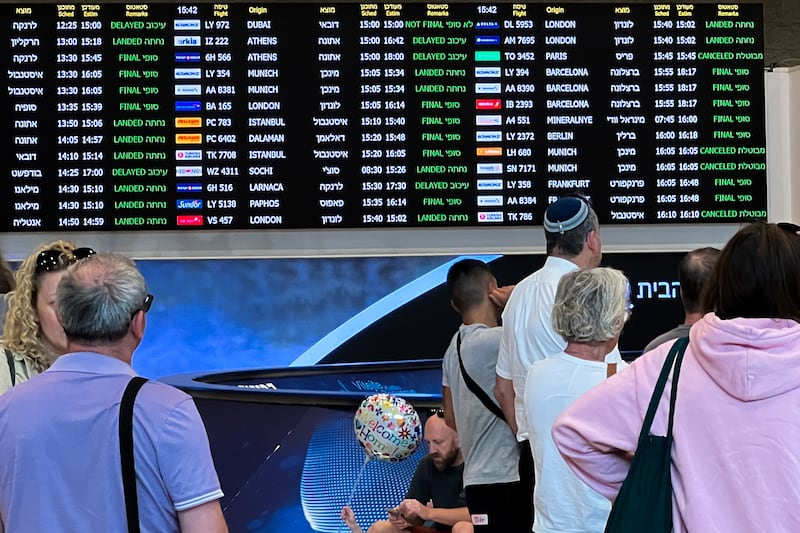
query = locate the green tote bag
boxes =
[604,336,689,533]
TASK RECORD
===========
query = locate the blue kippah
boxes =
[543,197,589,234]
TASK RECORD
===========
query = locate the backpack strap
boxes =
[5,349,15,387]
[456,333,507,422]
[120,376,148,533]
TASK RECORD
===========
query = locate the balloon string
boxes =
[337,453,371,533]
[346,453,371,507]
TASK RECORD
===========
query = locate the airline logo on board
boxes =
[477,212,504,222]
[475,67,501,78]
[176,149,203,160]
[175,84,202,95]
[177,199,203,209]
[477,163,503,174]
[176,166,203,176]
[177,215,204,226]
[477,179,504,190]
[174,20,201,30]
[174,68,202,79]
[475,99,502,109]
[477,196,504,206]
[176,183,203,193]
[175,101,202,112]
[475,36,500,45]
[476,131,502,142]
[175,52,201,62]
[174,35,201,46]
[475,83,502,93]
[476,147,502,156]
[475,115,502,126]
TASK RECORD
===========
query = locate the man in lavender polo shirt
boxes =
[0,253,227,533]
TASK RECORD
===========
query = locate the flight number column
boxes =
[7,7,45,230]
[497,4,537,224]
[699,3,766,221]
[411,3,473,226]
[109,4,171,230]
[358,3,410,226]
[200,3,242,228]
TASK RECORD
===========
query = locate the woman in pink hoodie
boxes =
[552,221,800,532]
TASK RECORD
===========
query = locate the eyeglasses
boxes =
[133,294,154,317]
[429,408,444,418]
[35,247,96,275]
[142,293,154,313]
[778,222,800,235]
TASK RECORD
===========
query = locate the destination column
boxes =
[313,4,350,227]
[6,6,45,230]
[244,4,288,228]
[539,4,596,208]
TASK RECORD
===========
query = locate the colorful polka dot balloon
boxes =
[353,394,422,462]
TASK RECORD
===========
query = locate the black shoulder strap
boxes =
[639,336,689,443]
[5,349,15,387]
[456,333,507,422]
[120,376,148,533]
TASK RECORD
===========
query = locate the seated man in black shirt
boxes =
[341,412,472,533]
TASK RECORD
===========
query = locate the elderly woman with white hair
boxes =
[523,267,632,533]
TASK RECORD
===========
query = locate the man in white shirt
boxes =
[493,195,621,528]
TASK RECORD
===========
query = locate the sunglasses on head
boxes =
[35,247,96,275]
[429,408,444,418]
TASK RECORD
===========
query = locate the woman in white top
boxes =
[524,267,632,533]
[0,241,95,394]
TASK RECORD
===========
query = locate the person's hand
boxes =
[341,506,358,529]
[489,284,515,310]
[387,507,411,530]
[398,498,430,522]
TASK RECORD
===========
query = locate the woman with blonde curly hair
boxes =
[0,241,95,394]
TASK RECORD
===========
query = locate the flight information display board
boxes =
[1,2,766,231]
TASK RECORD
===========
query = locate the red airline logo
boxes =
[177,215,204,226]
[475,99,502,110]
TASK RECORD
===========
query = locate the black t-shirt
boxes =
[404,455,467,530]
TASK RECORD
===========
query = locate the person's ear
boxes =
[129,310,146,341]
[450,299,460,314]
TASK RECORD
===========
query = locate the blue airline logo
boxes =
[475,36,500,45]
[177,199,203,209]
[175,101,202,111]
[175,52,201,62]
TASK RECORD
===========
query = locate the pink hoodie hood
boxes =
[691,313,800,401]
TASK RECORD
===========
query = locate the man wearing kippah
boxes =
[492,195,623,529]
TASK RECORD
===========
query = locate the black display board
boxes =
[1,2,766,231]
